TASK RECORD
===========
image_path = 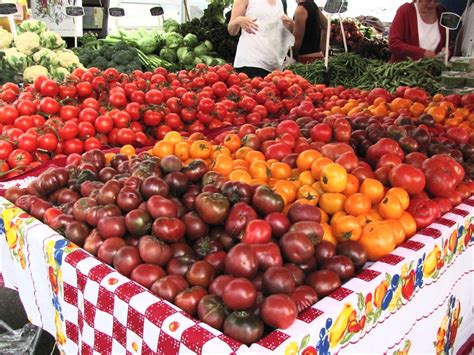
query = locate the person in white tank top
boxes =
[414,0,442,56]
[228,0,295,78]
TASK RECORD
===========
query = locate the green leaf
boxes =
[357,293,364,311]
[299,334,310,351]
[340,331,356,345]
[385,272,391,285]
[459,316,463,326]
[366,313,374,323]
[409,260,414,270]
[374,308,382,323]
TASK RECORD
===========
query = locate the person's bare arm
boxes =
[318,7,328,53]
[293,5,307,51]
[228,0,258,36]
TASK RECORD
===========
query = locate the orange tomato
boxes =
[427,106,447,123]
[120,144,136,157]
[311,157,333,180]
[357,208,383,226]
[386,187,410,210]
[212,154,234,176]
[321,223,337,245]
[163,131,182,145]
[234,147,252,160]
[297,185,319,200]
[223,133,241,152]
[387,219,406,246]
[245,150,265,164]
[320,209,329,224]
[359,221,397,261]
[210,145,231,160]
[296,149,322,171]
[439,100,455,112]
[190,140,212,159]
[330,211,347,225]
[233,159,249,170]
[174,141,190,161]
[378,195,404,219]
[343,174,360,197]
[332,215,362,241]
[373,97,386,106]
[320,163,348,193]
[312,181,325,196]
[390,97,411,112]
[153,140,174,158]
[398,211,417,238]
[189,132,205,141]
[319,192,347,215]
[249,160,270,180]
[298,170,315,186]
[360,178,385,204]
[370,103,388,117]
[432,93,444,102]
[104,152,115,165]
[409,102,425,117]
[229,169,252,183]
[270,162,292,180]
[274,180,297,205]
[344,193,372,216]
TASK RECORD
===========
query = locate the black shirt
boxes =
[298,1,322,55]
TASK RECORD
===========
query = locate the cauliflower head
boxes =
[40,31,66,50]
[2,48,28,72]
[51,67,70,81]
[17,19,48,34]
[14,32,41,55]
[32,48,59,67]
[23,65,49,82]
[0,28,13,49]
[56,50,82,70]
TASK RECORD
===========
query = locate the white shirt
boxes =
[460,1,474,57]
[234,0,294,71]
[415,2,441,52]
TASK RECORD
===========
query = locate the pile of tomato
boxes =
[1,64,474,345]
[0,65,316,178]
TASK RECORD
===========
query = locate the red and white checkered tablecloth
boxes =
[0,196,473,354]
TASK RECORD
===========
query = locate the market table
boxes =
[0,188,472,354]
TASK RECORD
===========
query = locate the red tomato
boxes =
[40,79,59,97]
[7,149,32,168]
[388,164,426,196]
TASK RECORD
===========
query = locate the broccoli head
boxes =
[113,50,135,65]
[90,56,109,70]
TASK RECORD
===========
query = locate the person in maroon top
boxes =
[389,0,447,62]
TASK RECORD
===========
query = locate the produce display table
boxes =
[0,191,472,354]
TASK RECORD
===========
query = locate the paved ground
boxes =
[0,287,58,355]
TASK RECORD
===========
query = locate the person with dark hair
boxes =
[389,0,447,62]
[228,0,295,78]
[292,0,328,63]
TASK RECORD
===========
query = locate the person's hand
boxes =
[281,15,294,30]
[424,50,436,58]
[239,16,258,34]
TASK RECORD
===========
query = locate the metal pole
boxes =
[339,15,347,53]
[445,27,449,66]
[325,15,331,70]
